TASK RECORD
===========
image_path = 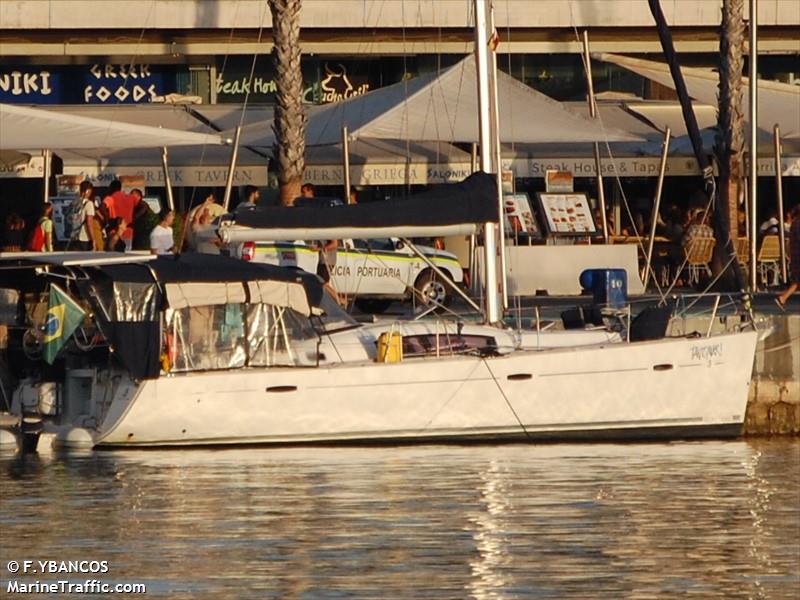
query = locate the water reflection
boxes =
[1,441,798,599]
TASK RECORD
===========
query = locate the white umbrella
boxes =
[595,53,800,139]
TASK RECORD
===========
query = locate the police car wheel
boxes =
[415,271,450,306]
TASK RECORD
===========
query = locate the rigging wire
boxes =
[400,0,411,194]
[483,359,532,441]
[236,0,269,130]
[185,0,244,209]
[567,1,677,302]
[116,0,157,107]
[88,0,156,147]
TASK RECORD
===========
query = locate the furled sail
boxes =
[217,171,499,243]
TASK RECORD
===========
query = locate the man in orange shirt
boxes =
[103,180,140,251]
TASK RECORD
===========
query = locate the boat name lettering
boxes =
[690,343,722,361]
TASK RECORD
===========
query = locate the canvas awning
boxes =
[61,135,469,187]
[0,149,40,178]
[59,144,268,187]
[164,280,311,315]
[595,53,800,138]
[0,103,229,151]
[0,150,31,168]
[230,55,642,148]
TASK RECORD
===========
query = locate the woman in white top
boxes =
[150,209,176,255]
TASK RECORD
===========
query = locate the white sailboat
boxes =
[0,1,760,451]
[0,176,758,450]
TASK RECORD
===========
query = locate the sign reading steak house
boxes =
[215,57,377,104]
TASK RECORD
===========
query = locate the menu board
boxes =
[503,193,541,238]
[536,193,596,236]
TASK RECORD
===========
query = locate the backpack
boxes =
[63,198,88,240]
[27,218,46,251]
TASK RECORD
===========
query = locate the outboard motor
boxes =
[562,269,628,330]
[19,411,43,453]
[579,268,628,310]
[11,380,55,453]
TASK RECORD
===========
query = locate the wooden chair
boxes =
[683,237,715,285]
[735,237,750,278]
[757,235,781,287]
[734,237,749,264]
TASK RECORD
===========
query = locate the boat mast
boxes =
[474,0,501,323]
[747,0,758,291]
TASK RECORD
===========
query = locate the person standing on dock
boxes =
[72,181,99,252]
[776,204,800,309]
[235,185,260,213]
[150,209,176,256]
[103,180,139,251]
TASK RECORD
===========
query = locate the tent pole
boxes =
[42,149,51,204]
[774,123,787,283]
[161,147,175,212]
[469,142,479,295]
[643,127,671,288]
[222,125,242,212]
[475,0,500,324]
[583,30,609,244]
[342,125,352,203]
[748,0,758,291]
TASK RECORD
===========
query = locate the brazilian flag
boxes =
[42,284,86,365]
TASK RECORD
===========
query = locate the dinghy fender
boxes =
[54,427,95,450]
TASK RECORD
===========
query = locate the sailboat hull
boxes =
[94,330,758,447]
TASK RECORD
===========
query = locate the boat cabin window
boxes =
[166,305,247,372]
[111,282,159,321]
[164,302,318,372]
[314,292,360,333]
[402,334,498,358]
[246,304,316,367]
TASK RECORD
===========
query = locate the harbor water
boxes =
[1,440,798,598]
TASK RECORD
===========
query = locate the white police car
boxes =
[238,237,464,313]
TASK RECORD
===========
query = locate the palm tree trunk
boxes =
[715,0,745,242]
[269,0,306,206]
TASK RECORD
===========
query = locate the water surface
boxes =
[1,440,798,598]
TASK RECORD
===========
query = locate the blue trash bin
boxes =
[580,268,627,309]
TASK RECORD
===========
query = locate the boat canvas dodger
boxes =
[0,248,759,449]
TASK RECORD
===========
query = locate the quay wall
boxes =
[670,313,800,436]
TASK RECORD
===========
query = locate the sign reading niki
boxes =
[0,64,177,104]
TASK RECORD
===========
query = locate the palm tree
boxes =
[269,0,306,206]
[715,0,745,242]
